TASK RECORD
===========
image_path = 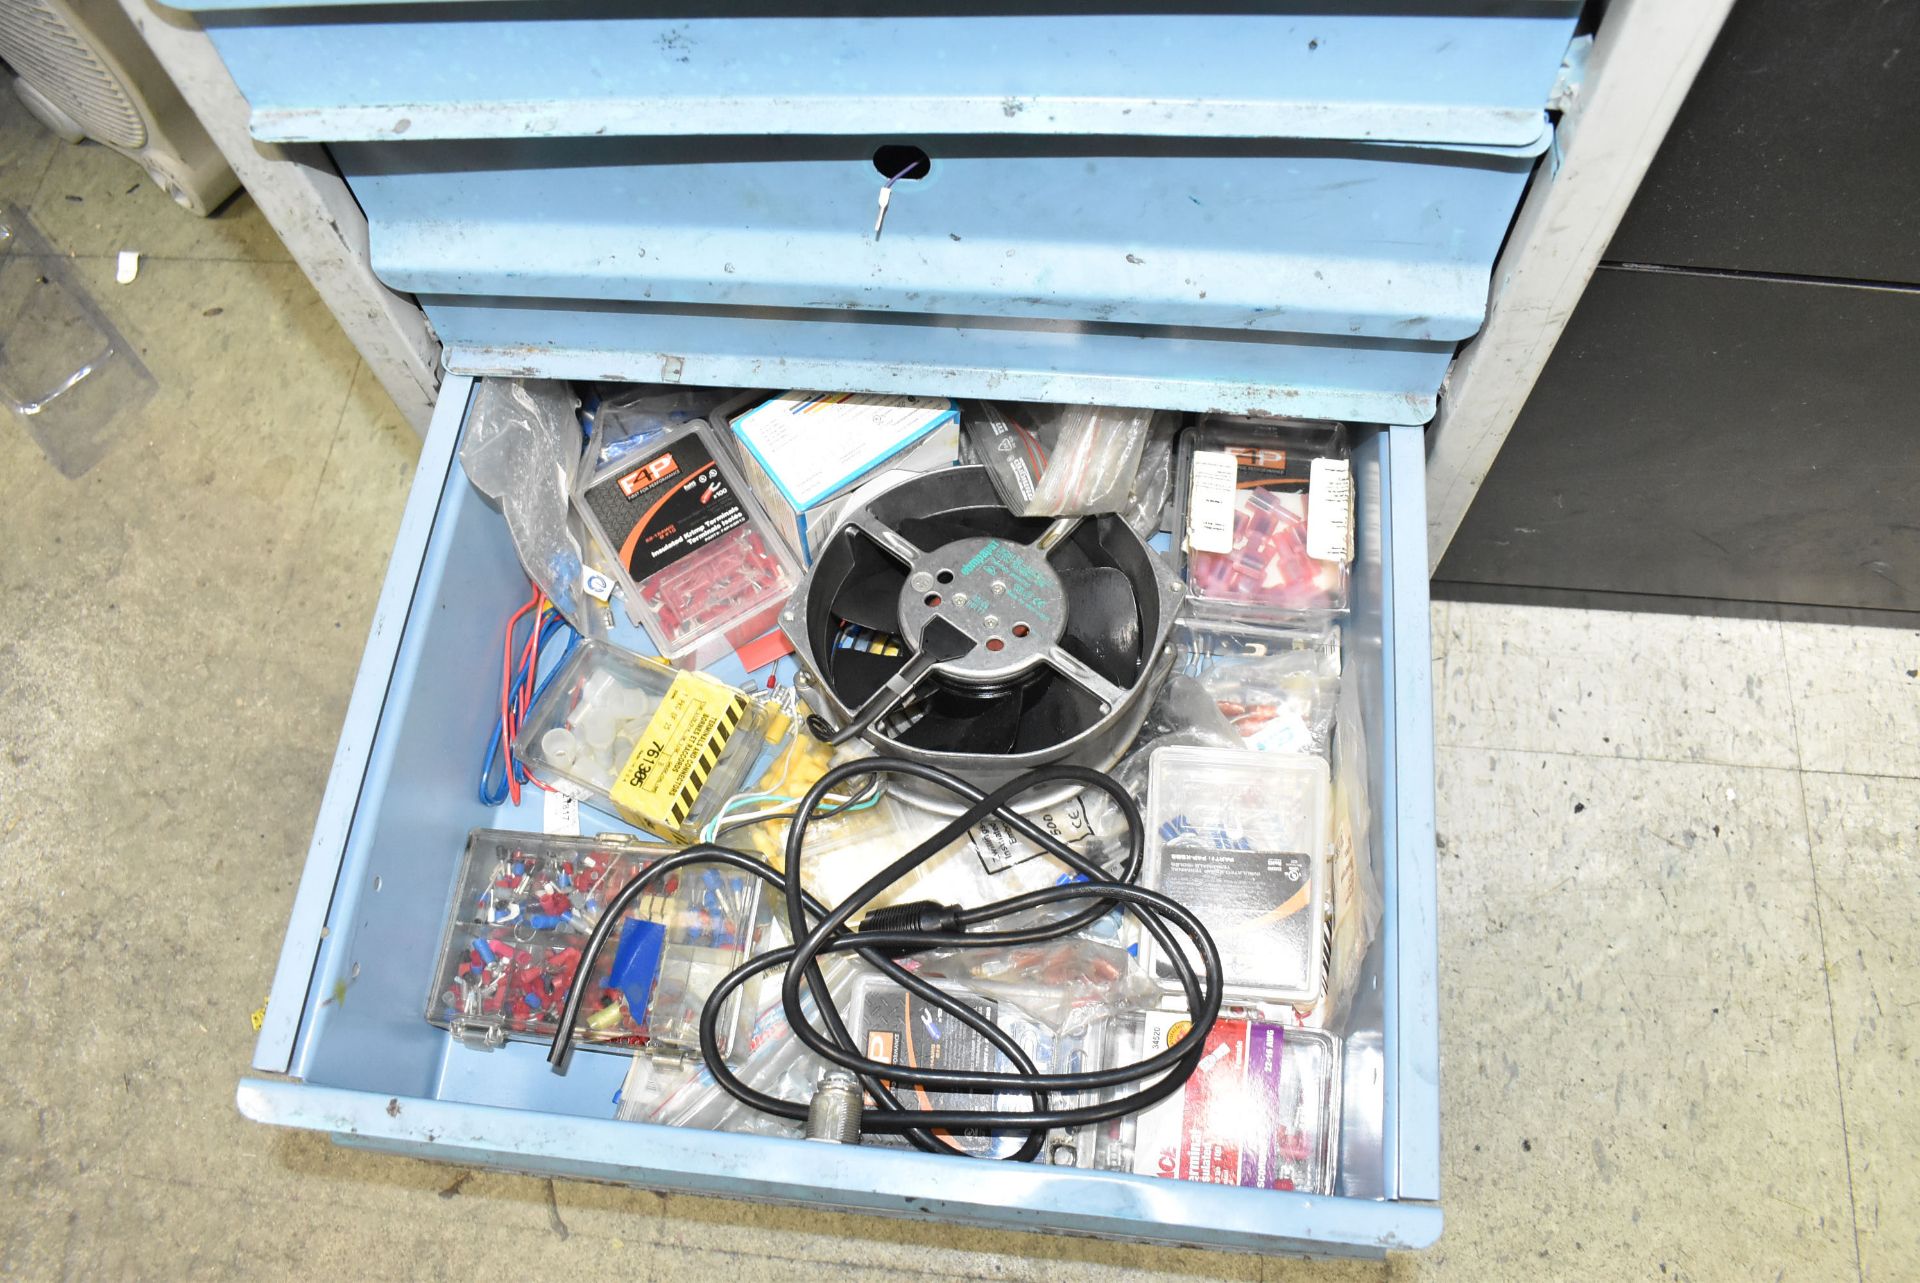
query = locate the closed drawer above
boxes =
[330,132,1545,419]
[179,3,1578,422]
[177,3,1579,147]
[338,136,1534,342]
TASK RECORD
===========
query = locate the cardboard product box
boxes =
[725,391,960,562]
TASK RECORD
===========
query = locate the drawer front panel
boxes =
[423,296,1457,422]
[336,133,1540,418]
[240,1081,1444,1255]
[337,136,1540,343]
[180,4,1578,147]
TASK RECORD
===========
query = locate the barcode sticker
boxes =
[1306,458,1352,563]
[1188,450,1238,554]
[1009,458,1037,503]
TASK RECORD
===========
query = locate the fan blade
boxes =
[833,564,907,633]
[898,508,1042,551]
[1044,536,1095,574]
[895,689,1021,755]
[1057,566,1143,685]
[1012,674,1094,753]
[1044,516,1131,575]
[827,644,907,707]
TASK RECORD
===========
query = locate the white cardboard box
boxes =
[726,391,960,562]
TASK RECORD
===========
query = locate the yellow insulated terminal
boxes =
[739,728,840,866]
[586,997,629,1033]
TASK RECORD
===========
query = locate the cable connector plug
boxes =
[857,900,963,938]
[804,1070,863,1144]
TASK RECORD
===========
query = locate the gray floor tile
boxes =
[8,84,286,265]
[27,153,285,264]
[0,79,59,192]
[1437,601,1799,769]
[1805,772,1920,1282]
[1418,748,1856,1283]
[0,195,418,1227]
[1781,623,1920,778]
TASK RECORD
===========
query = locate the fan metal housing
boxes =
[780,466,1182,813]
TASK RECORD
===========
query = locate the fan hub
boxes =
[896,536,1066,684]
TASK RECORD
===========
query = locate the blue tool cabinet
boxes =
[183,2,1581,1256]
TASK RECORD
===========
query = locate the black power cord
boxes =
[547,757,1223,1160]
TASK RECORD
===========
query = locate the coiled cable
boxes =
[547,757,1222,1160]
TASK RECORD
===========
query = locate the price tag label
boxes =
[542,787,581,836]
[1188,450,1238,554]
[1306,458,1352,563]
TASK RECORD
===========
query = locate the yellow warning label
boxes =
[609,672,748,838]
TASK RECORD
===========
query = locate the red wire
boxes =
[515,600,558,795]
[498,587,540,805]
[520,598,548,712]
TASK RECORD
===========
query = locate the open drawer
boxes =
[241,374,1439,1256]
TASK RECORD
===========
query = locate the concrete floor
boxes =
[2,91,1916,1282]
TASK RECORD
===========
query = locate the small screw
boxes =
[783,611,796,621]
[1170,582,1184,593]
[990,580,1007,596]
[984,615,1000,629]
[952,592,969,606]
[911,572,934,591]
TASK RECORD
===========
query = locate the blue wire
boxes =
[479,617,575,805]
[515,627,579,786]
[480,606,542,805]
[477,612,578,806]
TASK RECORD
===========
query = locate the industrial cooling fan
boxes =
[779,466,1182,810]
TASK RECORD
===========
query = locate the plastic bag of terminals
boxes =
[913,938,1144,1032]
[1171,617,1341,682]
[1078,674,1247,860]
[585,384,743,472]
[1120,411,1181,538]
[1200,651,1341,757]
[1318,671,1382,1031]
[966,401,1161,517]
[458,378,599,633]
[629,956,870,1137]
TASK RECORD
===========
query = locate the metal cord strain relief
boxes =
[804,1070,863,1145]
